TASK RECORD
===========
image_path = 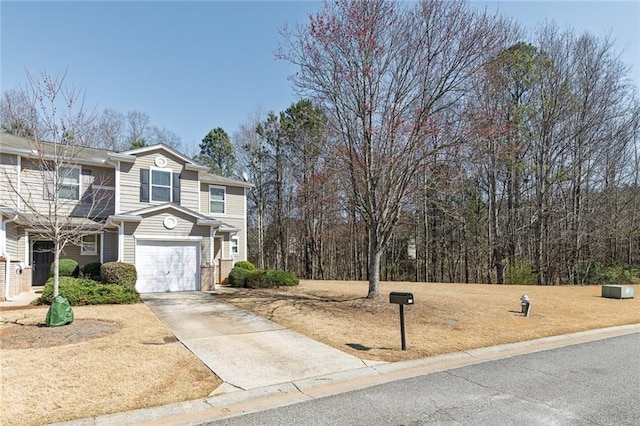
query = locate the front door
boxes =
[32,241,54,286]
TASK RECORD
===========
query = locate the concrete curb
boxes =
[57,323,640,426]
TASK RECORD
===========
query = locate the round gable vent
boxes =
[155,156,167,168]
[163,216,177,230]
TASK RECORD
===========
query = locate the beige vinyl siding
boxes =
[5,222,19,258]
[220,234,230,259]
[12,158,48,213]
[200,184,246,218]
[133,210,203,237]
[122,223,138,264]
[225,186,246,217]
[0,154,19,208]
[199,182,208,213]
[201,238,211,265]
[118,150,199,212]
[179,169,199,211]
[17,228,26,261]
[18,159,115,217]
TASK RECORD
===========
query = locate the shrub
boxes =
[33,277,140,306]
[101,262,137,288]
[234,261,255,271]
[245,269,271,288]
[266,270,299,287]
[82,262,102,280]
[583,263,640,285]
[51,259,79,278]
[505,262,538,285]
[228,266,249,287]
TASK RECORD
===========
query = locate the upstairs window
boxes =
[140,168,181,204]
[209,186,225,214]
[58,166,81,200]
[151,169,172,202]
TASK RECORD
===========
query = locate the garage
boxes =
[135,240,200,293]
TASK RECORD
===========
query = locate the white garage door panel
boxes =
[136,240,199,293]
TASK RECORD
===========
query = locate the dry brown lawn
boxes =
[1,281,638,425]
[216,280,640,362]
[0,304,222,426]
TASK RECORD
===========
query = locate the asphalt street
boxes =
[206,333,640,426]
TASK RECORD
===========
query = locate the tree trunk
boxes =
[367,226,382,298]
[53,240,60,297]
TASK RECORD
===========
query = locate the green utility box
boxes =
[601,285,635,299]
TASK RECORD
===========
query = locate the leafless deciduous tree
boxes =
[279,0,510,297]
[2,71,114,297]
[91,108,182,151]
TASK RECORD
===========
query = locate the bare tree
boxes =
[279,0,509,297]
[234,110,269,269]
[2,71,114,298]
[90,108,182,151]
[1,88,41,137]
[93,108,127,151]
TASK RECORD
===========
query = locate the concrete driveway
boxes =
[141,292,370,391]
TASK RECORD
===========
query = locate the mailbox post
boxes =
[389,292,414,350]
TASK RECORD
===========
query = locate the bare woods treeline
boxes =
[237,21,639,285]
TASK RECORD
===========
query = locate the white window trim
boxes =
[209,185,226,215]
[150,166,173,203]
[81,234,97,255]
[58,165,81,201]
[230,236,240,258]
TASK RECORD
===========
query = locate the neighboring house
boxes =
[0,133,252,300]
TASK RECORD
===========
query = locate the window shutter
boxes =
[172,172,181,205]
[140,168,149,202]
[81,168,94,204]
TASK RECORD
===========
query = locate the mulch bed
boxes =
[0,318,121,349]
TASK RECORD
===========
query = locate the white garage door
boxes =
[135,240,200,293]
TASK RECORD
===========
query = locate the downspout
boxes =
[115,161,120,214]
[118,221,124,262]
[2,215,19,301]
[17,156,22,211]
[210,227,217,289]
[100,232,104,264]
[209,227,217,265]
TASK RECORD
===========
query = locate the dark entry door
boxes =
[33,241,54,286]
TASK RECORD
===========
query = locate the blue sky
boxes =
[2,1,638,155]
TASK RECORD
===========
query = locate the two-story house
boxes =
[0,133,252,300]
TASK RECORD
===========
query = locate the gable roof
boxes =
[119,143,196,165]
[0,133,253,188]
[0,133,112,166]
[110,203,239,232]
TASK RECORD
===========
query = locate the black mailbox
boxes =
[389,292,414,305]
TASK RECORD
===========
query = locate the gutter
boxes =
[2,214,18,301]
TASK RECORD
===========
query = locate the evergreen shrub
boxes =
[34,277,140,306]
[234,261,255,271]
[228,266,249,287]
[101,262,137,288]
[51,259,80,277]
[266,270,299,287]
